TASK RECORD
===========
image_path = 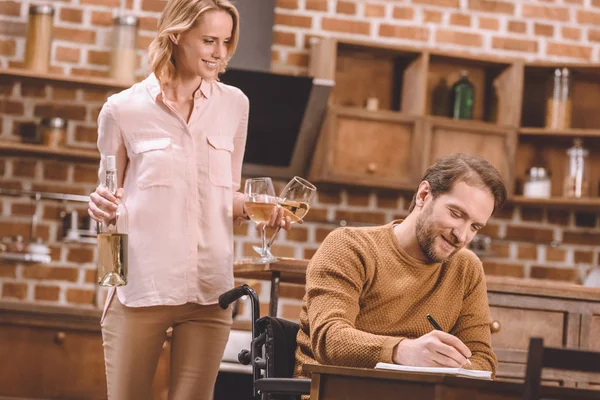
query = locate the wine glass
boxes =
[244,177,278,264]
[253,176,317,262]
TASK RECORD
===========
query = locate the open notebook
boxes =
[375,362,493,381]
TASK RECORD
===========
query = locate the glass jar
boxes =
[109,15,139,83]
[545,68,572,129]
[24,4,55,73]
[39,117,67,148]
[563,138,589,198]
[523,167,551,199]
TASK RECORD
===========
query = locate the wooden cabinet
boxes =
[0,302,170,400]
[486,277,600,387]
[309,106,423,190]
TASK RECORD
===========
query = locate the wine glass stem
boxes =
[261,224,268,253]
[266,226,282,249]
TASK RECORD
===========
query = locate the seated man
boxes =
[294,153,506,378]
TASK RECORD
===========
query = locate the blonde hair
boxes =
[148,0,240,87]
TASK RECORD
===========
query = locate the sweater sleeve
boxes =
[450,257,497,375]
[305,228,403,368]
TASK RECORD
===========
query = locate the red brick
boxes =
[275,13,312,28]
[75,125,98,143]
[141,0,165,12]
[280,283,305,299]
[34,104,87,121]
[91,11,112,26]
[87,50,110,66]
[468,0,514,14]
[85,269,97,284]
[287,52,309,67]
[11,203,36,217]
[273,30,296,46]
[0,1,21,17]
[136,34,154,51]
[577,10,600,26]
[0,81,14,95]
[490,242,510,258]
[60,7,83,23]
[523,5,569,21]
[365,4,385,17]
[21,81,47,98]
[424,10,443,23]
[393,7,414,20]
[347,190,370,206]
[507,21,527,34]
[482,262,525,278]
[73,164,100,184]
[563,231,600,245]
[67,288,95,304]
[334,210,386,225]
[415,0,460,8]
[304,248,318,259]
[0,39,16,56]
[281,304,302,321]
[13,160,37,178]
[547,209,570,225]
[594,0,600,7]
[546,42,592,60]
[2,283,28,299]
[450,13,471,27]
[35,285,60,301]
[336,2,356,15]
[518,244,537,260]
[530,265,579,283]
[284,226,308,242]
[233,222,249,236]
[316,227,334,242]
[0,99,24,115]
[52,86,78,101]
[303,208,328,223]
[71,67,110,79]
[505,225,554,242]
[54,27,97,45]
[317,190,340,205]
[139,16,159,31]
[492,37,538,52]
[55,44,81,63]
[436,29,483,47]
[22,266,79,282]
[0,21,26,36]
[478,17,499,30]
[43,161,70,181]
[379,24,429,41]
[521,207,544,222]
[67,247,95,263]
[276,0,298,9]
[589,29,600,42]
[493,204,514,220]
[322,17,370,35]
[0,265,17,278]
[546,247,565,262]
[306,0,328,11]
[534,23,554,37]
[81,0,119,5]
[574,250,594,264]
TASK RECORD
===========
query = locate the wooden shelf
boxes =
[519,128,600,137]
[0,141,99,162]
[0,67,131,89]
[509,195,600,209]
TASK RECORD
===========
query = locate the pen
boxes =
[426,314,472,367]
[426,314,443,331]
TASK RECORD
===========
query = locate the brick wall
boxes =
[1,0,599,319]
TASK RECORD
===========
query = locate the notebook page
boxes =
[375,363,492,380]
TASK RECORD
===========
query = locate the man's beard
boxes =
[415,207,458,264]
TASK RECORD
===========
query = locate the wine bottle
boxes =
[449,70,474,120]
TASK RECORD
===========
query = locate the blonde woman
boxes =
[87,0,290,398]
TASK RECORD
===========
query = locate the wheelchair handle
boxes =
[218,285,249,309]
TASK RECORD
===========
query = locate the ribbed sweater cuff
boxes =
[380,336,405,364]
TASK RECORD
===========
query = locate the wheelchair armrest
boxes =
[255,378,311,395]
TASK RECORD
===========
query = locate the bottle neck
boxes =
[105,170,117,194]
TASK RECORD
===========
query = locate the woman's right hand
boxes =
[88,186,124,223]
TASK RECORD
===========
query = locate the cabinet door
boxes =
[309,106,423,190]
[422,117,516,190]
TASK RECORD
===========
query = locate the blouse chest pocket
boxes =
[131,138,173,190]
[207,136,234,188]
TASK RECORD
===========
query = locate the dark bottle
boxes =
[431,78,450,116]
[449,70,474,120]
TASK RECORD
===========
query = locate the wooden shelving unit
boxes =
[0,67,131,89]
[509,195,600,210]
[519,128,600,137]
[0,141,99,162]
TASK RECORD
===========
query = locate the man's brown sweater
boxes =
[294,221,497,378]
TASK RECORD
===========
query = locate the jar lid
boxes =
[41,117,67,129]
[114,15,139,27]
[29,4,55,15]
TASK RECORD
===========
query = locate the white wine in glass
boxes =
[244,177,278,264]
[253,176,317,260]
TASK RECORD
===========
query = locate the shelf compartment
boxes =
[521,63,600,130]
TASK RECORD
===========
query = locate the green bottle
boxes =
[449,70,474,120]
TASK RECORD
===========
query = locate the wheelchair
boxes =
[219,284,311,400]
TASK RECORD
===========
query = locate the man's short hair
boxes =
[408,153,507,215]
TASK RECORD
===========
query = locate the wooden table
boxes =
[304,364,600,400]
[234,257,308,317]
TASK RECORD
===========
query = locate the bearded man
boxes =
[294,153,506,379]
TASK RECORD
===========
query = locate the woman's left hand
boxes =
[257,206,293,231]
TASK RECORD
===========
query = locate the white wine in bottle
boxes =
[97,156,128,287]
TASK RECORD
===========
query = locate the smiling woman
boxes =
[85,1,283,400]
